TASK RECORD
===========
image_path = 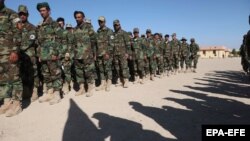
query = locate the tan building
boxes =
[198,46,231,59]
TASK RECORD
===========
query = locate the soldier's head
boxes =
[133,28,139,38]
[141,34,146,38]
[98,16,106,28]
[66,24,73,32]
[181,37,187,43]
[37,2,51,19]
[74,11,85,25]
[190,38,195,43]
[56,17,65,29]
[146,29,151,38]
[154,33,160,40]
[113,19,121,31]
[13,17,22,30]
[18,5,29,23]
[164,34,169,41]
[171,33,177,40]
[159,33,163,40]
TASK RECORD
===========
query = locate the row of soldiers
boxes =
[240,15,250,75]
[0,1,200,117]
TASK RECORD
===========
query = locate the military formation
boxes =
[0,1,200,117]
[240,15,250,77]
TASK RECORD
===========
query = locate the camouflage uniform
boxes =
[73,20,96,96]
[0,4,23,117]
[163,36,173,74]
[112,20,131,87]
[179,38,190,71]
[153,36,164,77]
[96,21,113,91]
[169,34,181,73]
[240,35,248,72]
[144,37,156,80]
[189,38,200,72]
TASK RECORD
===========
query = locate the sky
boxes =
[5,0,250,49]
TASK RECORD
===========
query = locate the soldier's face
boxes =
[133,32,139,38]
[146,33,151,37]
[165,37,169,41]
[39,7,50,19]
[98,20,105,28]
[172,35,176,40]
[114,24,120,31]
[19,12,28,23]
[58,21,64,28]
[75,13,84,25]
[154,35,159,40]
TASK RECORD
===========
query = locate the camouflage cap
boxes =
[181,37,187,41]
[172,33,176,36]
[164,34,169,38]
[65,24,72,28]
[18,5,28,14]
[146,29,151,33]
[190,38,195,42]
[113,19,120,25]
[36,2,50,11]
[98,16,105,22]
[133,28,139,33]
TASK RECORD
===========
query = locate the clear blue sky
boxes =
[6,0,250,49]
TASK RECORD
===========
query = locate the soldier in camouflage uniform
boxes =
[0,0,23,117]
[163,34,172,76]
[240,35,248,72]
[152,33,164,78]
[112,19,131,88]
[179,37,190,73]
[189,38,200,73]
[169,33,181,74]
[131,28,146,84]
[243,15,250,75]
[73,11,96,97]
[95,16,113,92]
[17,5,39,102]
[36,2,63,105]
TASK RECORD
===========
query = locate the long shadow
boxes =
[92,112,172,141]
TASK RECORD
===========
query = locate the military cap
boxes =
[164,34,169,38]
[146,29,151,33]
[74,11,85,18]
[18,5,28,14]
[190,38,195,42]
[154,33,160,36]
[66,24,72,28]
[172,33,176,36]
[133,28,139,33]
[181,37,187,41]
[98,16,105,22]
[141,34,146,38]
[113,19,120,25]
[36,2,50,11]
[56,17,64,22]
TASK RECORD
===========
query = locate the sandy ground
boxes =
[0,58,249,141]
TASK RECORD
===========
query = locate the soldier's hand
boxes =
[9,52,19,63]
[39,57,42,62]
[129,56,132,60]
[125,53,129,59]
[65,53,70,61]
[51,55,58,61]
[144,56,147,60]
[104,54,109,60]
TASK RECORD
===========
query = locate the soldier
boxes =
[56,17,65,28]
[17,5,39,102]
[169,33,181,74]
[152,33,164,78]
[0,0,23,117]
[240,35,247,72]
[179,37,190,73]
[244,15,250,75]
[189,38,200,73]
[73,11,96,97]
[95,16,113,92]
[112,19,131,88]
[163,34,172,76]
[131,28,146,84]
[36,2,62,105]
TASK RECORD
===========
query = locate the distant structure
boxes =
[198,46,231,59]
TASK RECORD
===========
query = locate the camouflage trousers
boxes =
[164,56,172,71]
[180,55,189,69]
[96,56,112,80]
[145,56,156,75]
[113,55,130,79]
[155,56,164,73]
[173,54,180,69]
[62,59,72,84]
[132,58,145,78]
[74,59,95,84]
[40,60,62,91]
[0,62,23,101]
[189,55,199,69]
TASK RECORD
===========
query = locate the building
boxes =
[198,46,231,59]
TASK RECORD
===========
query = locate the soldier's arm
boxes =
[88,25,97,58]
[107,29,114,56]
[124,32,132,55]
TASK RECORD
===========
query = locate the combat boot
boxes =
[96,80,106,91]
[115,78,123,87]
[123,79,129,88]
[150,74,155,81]
[75,84,85,96]
[31,87,38,102]
[167,71,170,76]
[0,98,11,115]
[62,82,70,95]
[39,88,54,103]
[105,79,111,92]
[5,100,22,117]
[159,73,163,79]
[174,69,177,75]
[49,91,61,105]
[140,77,145,84]
[193,69,197,73]
[86,83,94,97]
[133,76,140,84]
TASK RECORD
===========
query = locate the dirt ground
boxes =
[0,58,249,141]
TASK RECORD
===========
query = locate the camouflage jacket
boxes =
[189,42,200,56]
[74,22,96,60]
[19,21,37,57]
[170,39,181,56]
[245,30,250,58]
[112,29,131,56]
[144,37,155,57]
[0,6,19,63]
[163,40,172,57]
[131,37,145,60]
[153,39,164,58]
[179,42,190,57]
[96,26,113,57]
[36,17,63,61]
